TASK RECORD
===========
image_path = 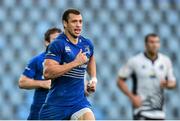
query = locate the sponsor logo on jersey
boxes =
[65,46,71,52]
[84,45,90,55]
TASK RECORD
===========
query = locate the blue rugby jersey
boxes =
[45,33,94,106]
[23,52,49,105]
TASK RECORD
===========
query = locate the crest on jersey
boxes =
[65,46,71,52]
[84,45,90,55]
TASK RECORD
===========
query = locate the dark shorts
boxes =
[39,99,91,120]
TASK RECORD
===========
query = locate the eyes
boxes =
[149,40,160,44]
[71,19,82,24]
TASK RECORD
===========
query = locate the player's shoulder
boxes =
[53,33,66,43]
[129,53,143,62]
[30,52,45,63]
[34,52,45,59]
[49,33,66,48]
[79,35,93,46]
[158,53,172,63]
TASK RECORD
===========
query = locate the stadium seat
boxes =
[0,0,180,119]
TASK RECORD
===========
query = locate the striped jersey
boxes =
[44,33,94,106]
[118,52,176,119]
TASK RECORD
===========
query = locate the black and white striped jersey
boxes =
[118,52,176,119]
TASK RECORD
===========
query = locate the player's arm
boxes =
[160,58,176,89]
[18,75,51,89]
[117,77,133,98]
[19,57,51,89]
[162,81,176,89]
[160,79,176,89]
[87,55,96,78]
[167,81,176,88]
[117,77,141,108]
[43,49,87,79]
[117,59,141,108]
[86,55,97,93]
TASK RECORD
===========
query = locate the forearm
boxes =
[19,76,47,89]
[19,80,42,89]
[87,66,96,78]
[87,56,96,78]
[44,61,78,79]
[117,78,134,100]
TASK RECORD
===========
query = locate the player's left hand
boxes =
[160,80,176,89]
[85,81,96,96]
[86,80,96,94]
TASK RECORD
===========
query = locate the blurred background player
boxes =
[18,27,61,120]
[117,33,176,120]
[39,8,97,120]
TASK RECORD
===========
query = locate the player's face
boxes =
[146,36,160,54]
[64,14,82,38]
[45,32,60,47]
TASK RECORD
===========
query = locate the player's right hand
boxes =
[40,79,51,89]
[74,49,88,66]
[131,95,142,108]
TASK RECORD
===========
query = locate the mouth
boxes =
[74,29,81,34]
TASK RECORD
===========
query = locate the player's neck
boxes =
[145,51,158,61]
[65,31,78,44]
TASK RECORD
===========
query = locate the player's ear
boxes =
[63,20,67,28]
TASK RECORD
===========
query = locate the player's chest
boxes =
[134,60,168,79]
[61,43,91,63]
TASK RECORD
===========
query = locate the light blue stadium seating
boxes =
[0,0,180,119]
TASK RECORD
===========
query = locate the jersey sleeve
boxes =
[45,40,62,63]
[118,58,134,79]
[22,58,37,78]
[166,58,176,82]
[88,39,94,57]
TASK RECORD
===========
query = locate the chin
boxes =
[152,51,158,55]
[75,32,81,35]
[70,33,78,39]
[74,34,80,38]
[73,35,79,39]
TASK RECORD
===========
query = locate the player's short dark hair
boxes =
[145,33,159,44]
[44,27,61,42]
[62,8,81,22]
